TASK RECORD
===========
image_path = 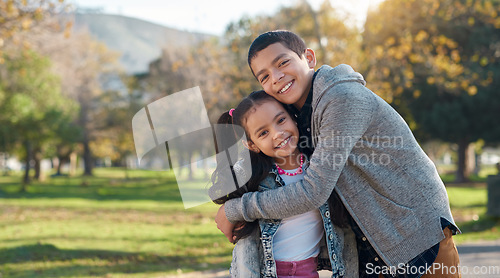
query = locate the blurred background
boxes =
[1,0,499,277]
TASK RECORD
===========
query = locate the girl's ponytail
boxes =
[209,110,247,205]
[209,90,279,242]
[213,110,237,155]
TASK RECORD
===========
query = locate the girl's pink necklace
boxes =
[275,154,304,176]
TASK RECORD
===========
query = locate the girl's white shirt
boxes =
[272,168,324,261]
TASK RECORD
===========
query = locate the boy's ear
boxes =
[242,140,260,153]
[304,48,316,68]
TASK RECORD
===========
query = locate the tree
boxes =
[222,0,361,105]
[143,39,233,178]
[0,0,70,61]
[0,50,77,186]
[362,0,500,182]
[32,28,121,176]
[1,1,76,181]
[90,74,144,168]
[7,5,121,177]
[141,1,361,177]
[276,0,362,67]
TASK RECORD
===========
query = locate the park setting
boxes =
[1,0,500,277]
[0,166,499,277]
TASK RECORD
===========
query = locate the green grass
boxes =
[437,164,498,183]
[0,168,233,278]
[1,168,499,277]
[446,185,500,245]
[436,164,500,244]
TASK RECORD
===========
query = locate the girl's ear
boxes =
[242,140,260,153]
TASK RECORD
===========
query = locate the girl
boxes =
[209,91,348,278]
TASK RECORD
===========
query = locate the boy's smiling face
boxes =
[250,42,316,109]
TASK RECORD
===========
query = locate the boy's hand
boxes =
[215,204,236,243]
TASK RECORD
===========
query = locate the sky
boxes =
[70,0,383,36]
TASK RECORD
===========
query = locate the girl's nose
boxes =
[273,131,285,140]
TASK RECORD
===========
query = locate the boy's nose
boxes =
[272,70,284,84]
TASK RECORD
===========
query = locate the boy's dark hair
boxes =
[209,90,287,242]
[247,30,307,76]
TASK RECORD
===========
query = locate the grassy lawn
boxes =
[439,164,500,244]
[447,185,500,244]
[1,167,499,277]
[0,168,234,278]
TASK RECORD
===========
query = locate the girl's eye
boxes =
[278,117,286,124]
[258,130,268,137]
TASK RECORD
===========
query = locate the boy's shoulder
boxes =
[312,64,368,104]
[313,64,366,92]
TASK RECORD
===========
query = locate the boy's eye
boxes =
[260,75,268,83]
[279,60,289,67]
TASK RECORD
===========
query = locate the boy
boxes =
[215,30,460,277]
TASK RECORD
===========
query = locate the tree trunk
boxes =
[188,150,194,181]
[33,147,42,181]
[304,0,326,64]
[474,152,481,176]
[55,156,63,175]
[455,138,470,183]
[83,132,93,176]
[124,166,129,180]
[22,141,32,189]
[2,152,9,176]
[69,152,77,176]
[79,91,93,176]
[34,156,40,180]
[177,151,185,177]
[465,143,476,177]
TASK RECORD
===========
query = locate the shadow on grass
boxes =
[0,180,213,204]
[0,168,217,205]
[0,185,184,202]
[0,232,229,245]
[1,243,229,277]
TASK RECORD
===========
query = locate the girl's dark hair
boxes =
[247,30,307,76]
[209,90,285,242]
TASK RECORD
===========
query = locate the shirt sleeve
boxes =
[225,83,378,222]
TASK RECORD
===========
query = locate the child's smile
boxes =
[278,81,293,95]
[244,100,301,169]
[250,42,316,109]
[275,136,291,149]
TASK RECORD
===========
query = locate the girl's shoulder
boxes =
[258,170,282,192]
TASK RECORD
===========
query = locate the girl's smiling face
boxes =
[243,100,300,169]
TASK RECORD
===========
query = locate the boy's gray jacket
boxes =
[225,64,457,267]
[230,166,355,278]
